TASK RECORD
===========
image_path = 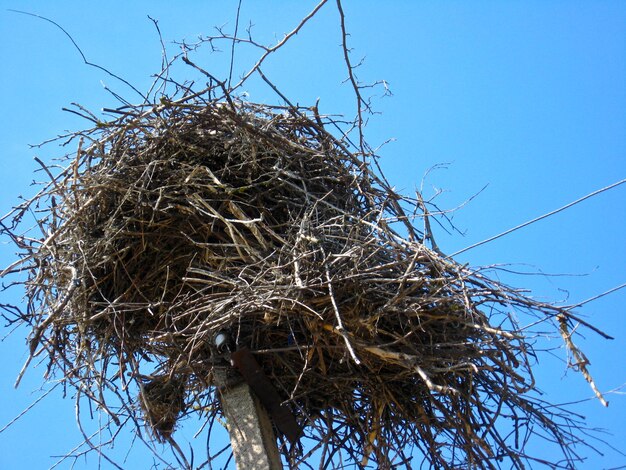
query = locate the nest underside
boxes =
[2,98,587,468]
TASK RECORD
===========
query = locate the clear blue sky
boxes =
[1,1,625,468]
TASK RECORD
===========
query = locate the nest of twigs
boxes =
[1,92,603,468]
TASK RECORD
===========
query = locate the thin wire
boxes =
[568,281,626,309]
[0,385,59,433]
[450,178,626,258]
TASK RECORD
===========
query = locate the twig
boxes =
[230,0,330,92]
[228,0,244,89]
[557,314,608,407]
[15,266,80,388]
[336,0,366,155]
[8,9,146,100]
[324,264,361,365]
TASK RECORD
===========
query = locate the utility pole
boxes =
[214,334,299,469]
[219,380,283,469]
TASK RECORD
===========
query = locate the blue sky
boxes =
[0,1,625,468]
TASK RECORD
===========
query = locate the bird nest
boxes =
[1,93,603,468]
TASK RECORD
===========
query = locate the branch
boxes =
[9,9,146,101]
[336,0,366,155]
[228,0,244,89]
[230,0,330,92]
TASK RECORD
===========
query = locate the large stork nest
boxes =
[1,92,604,468]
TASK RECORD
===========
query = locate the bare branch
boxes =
[9,9,146,101]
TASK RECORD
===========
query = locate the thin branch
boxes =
[325,264,361,365]
[228,0,244,89]
[8,9,146,100]
[558,314,608,407]
[336,0,366,155]
[230,0,330,92]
